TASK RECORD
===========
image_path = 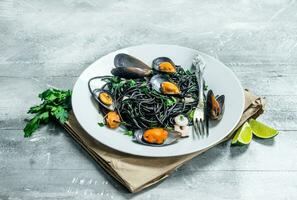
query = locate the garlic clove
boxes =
[174,125,189,138]
[174,115,189,127]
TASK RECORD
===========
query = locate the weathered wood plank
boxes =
[2,1,297,65]
[1,129,296,171]
[1,169,297,200]
[0,63,88,78]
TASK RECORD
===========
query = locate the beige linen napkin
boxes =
[64,89,266,193]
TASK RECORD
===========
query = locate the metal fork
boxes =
[192,55,208,136]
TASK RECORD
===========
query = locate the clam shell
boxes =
[114,53,151,69]
[132,129,181,147]
[91,88,115,111]
[216,95,225,120]
[152,57,176,73]
[150,74,180,95]
[111,66,151,79]
[206,90,225,120]
[88,76,116,111]
[150,74,167,92]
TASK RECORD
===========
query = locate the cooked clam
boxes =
[150,74,180,95]
[91,88,115,111]
[207,90,225,120]
[161,82,180,94]
[132,128,181,146]
[152,57,176,73]
[111,67,151,79]
[112,53,152,79]
[105,111,121,129]
[99,92,112,106]
[114,53,151,69]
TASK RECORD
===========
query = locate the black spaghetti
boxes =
[88,66,200,131]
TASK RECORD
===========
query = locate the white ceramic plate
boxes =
[72,44,244,157]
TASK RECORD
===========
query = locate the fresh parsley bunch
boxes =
[24,88,72,137]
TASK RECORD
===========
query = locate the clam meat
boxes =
[91,88,115,111]
[150,74,180,95]
[206,90,225,120]
[105,111,121,129]
[152,57,176,73]
[132,128,181,146]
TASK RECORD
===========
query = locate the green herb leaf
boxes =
[204,84,208,90]
[120,121,128,126]
[124,130,134,136]
[185,69,192,75]
[51,106,68,124]
[38,111,50,122]
[110,76,121,83]
[187,109,195,121]
[140,84,149,93]
[28,103,46,114]
[128,80,136,87]
[24,88,72,137]
[23,111,49,137]
[38,89,53,100]
[165,97,177,107]
[24,116,41,137]
[98,122,105,127]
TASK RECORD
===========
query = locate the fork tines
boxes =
[193,108,209,137]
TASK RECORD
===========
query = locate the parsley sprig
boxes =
[124,130,134,136]
[165,97,177,107]
[24,88,72,137]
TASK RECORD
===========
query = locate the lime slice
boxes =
[231,122,253,145]
[249,119,278,139]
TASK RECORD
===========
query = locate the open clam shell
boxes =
[91,88,115,111]
[150,74,180,95]
[111,67,151,79]
[216,95,225,120]
[206,90,225,120]
[88,76,116,111]
[112,53,152,78]
[152,57,176,73]
[132,129,181,147]
[114,53,151,69]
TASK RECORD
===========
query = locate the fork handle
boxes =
[198,72,204,104]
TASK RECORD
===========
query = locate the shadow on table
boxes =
[253,137,275,146]
[229,144,249,157]
[229,137,275,157]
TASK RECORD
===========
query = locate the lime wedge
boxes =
[231,122,253,145]
[249,119,278,139]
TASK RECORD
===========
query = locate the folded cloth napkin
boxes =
[64,89,265,193]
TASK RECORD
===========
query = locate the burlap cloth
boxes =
[64,89,266,193]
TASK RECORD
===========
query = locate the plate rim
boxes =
[72,44,245,157]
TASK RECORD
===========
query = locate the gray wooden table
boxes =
[1,0,297,199]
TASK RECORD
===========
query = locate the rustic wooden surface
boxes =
[1,0,297,199]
